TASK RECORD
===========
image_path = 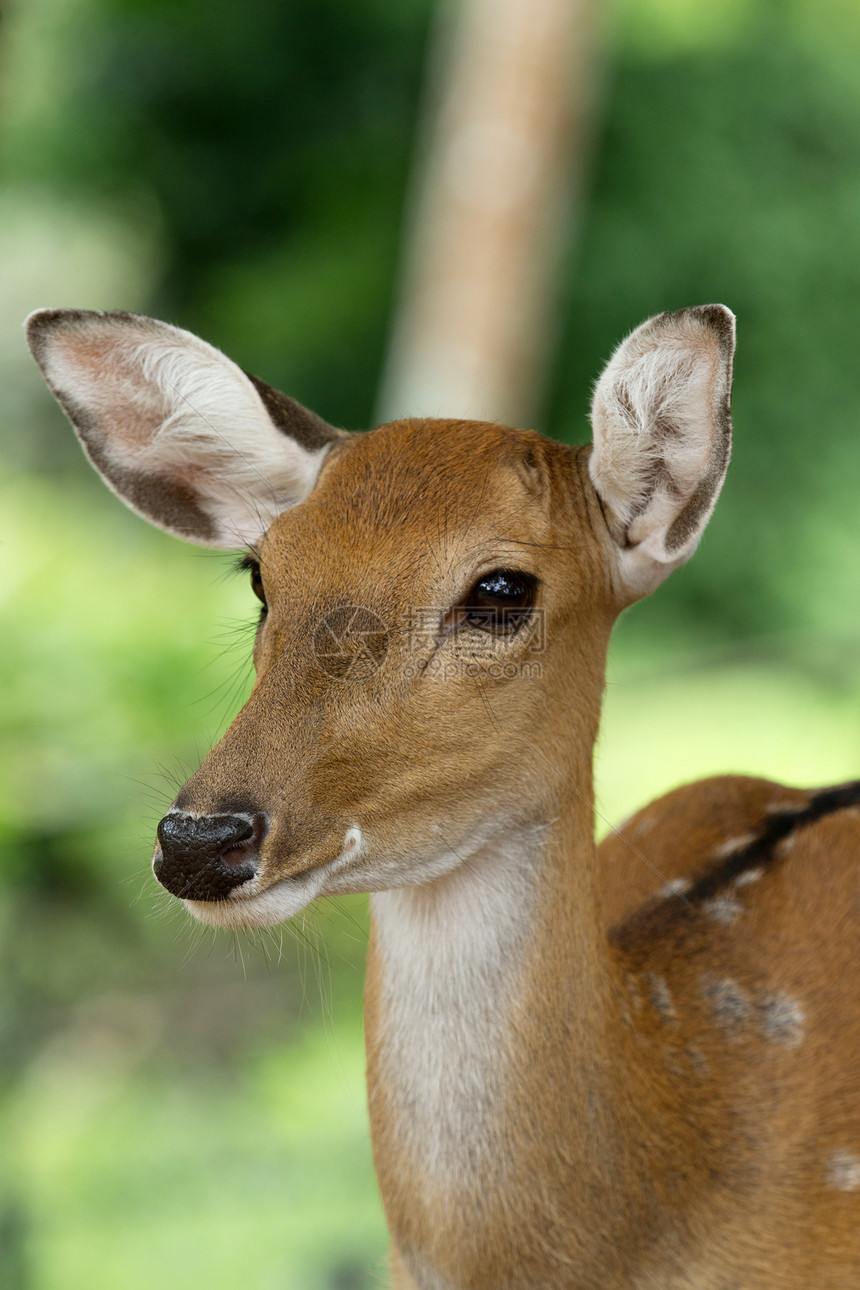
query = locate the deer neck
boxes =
[365,765,656,1283]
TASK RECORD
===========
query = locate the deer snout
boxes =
[154,811,267,901]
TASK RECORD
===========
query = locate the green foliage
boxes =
[4,1020,384,1289]
[3,0,434,426]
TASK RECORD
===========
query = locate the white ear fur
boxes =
[589,304,735,600]
[25,309,344,548]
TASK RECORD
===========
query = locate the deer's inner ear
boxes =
[25,308,346,549]
[589,304,735,601]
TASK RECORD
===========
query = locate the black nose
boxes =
[154,811,266,901]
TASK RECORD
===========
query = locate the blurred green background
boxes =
[2,0,860,1285]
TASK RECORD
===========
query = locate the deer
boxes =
[26,302,860,1289]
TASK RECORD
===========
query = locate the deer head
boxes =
[26,304,734,929]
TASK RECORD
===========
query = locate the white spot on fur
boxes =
[616,812,655,839]
[714,833,756,860]
[702,894,743,925]
[340,826,363,858]
[766,798,808,815]
[828,1150,860,1192]
[702,975,805,1050]
[646,973,676,1021]
[734,867,764,888]
[632,813,657,837]
[659,877,691,900]
[760,992,805,1048]
[702,974,753,1035]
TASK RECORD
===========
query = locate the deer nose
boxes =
[154,811,266,901]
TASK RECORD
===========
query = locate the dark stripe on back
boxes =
[685,780,860,905]
[613,780,860,951]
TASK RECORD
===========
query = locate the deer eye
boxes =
[238,555,267,611]
[456,569,537,634]
[250,565,266,608]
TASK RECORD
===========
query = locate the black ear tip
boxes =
[24,309,152,368]
[24,307,58,337]
[24,308,87,362]
[693,303,736,341]
[24,308,61,364]
[25,307,86,332]
[648,303,735,353]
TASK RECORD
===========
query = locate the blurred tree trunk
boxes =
[377,0,602,430]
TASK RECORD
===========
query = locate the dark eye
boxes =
[457,569,537,634]
[250,564,266,608]
[238,555,267,612]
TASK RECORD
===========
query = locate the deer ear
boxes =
[25,309,345,549]
[589,304,735,601]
